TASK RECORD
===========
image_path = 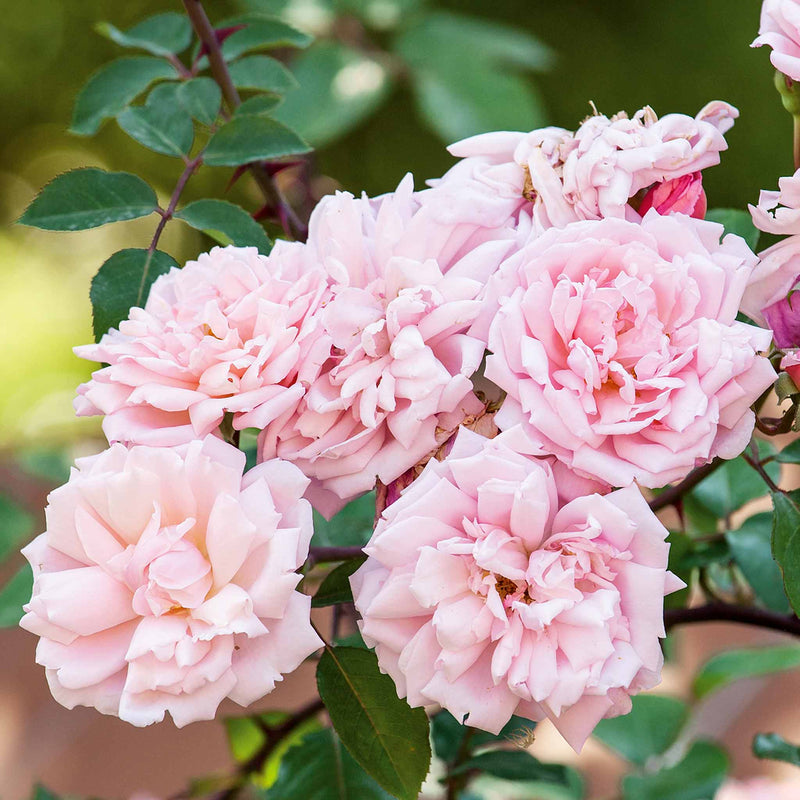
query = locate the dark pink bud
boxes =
[764,285,800,349]
[639,172,706,219]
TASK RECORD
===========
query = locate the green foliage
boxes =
[262,728,394,799]
[316,646,431,800]
[176,78,223,126]
[229,55,299,94]
[70,56,177,136]
[0,565,33,627]
[220,14,313,60]
[274,43,392,147]
[312,556,367,607]
[0,495,35,562]
[311,492,375,547]
[753,732,800,767]
[777,439,800,464]
[593,695,689,765]
[725,513,791,613]
[450,750,569,786]
[90,249,179,340]
[30,787,60,800]
[236,95,284,116]
[706,208,761,251]
[117,84,195,157]
[621,741,729,800]
[204,115,311,166]
[432,712,536,764]
[175,199,271,253]
[665,530,692,609]
[95,13,193,57]
[771,492,800,614]
[693,644,800,698]
[397,11,549,142]
[20,168,158,231]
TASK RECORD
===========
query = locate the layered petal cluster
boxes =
[75,245,331,446]
[418,102,736,243]
[752,0,800,81]
[482,212,776,488]
[20,436,322,726]
[259,178,511,517]
[351,429,682,751]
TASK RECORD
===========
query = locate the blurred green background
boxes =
[0,0,781,453]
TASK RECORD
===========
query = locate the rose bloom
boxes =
[481,211,776,489]
[74,245,331,447]
[783,348,800,387]
[259,177,508,517]
[351,429,683,751]
[418,102,736,241]
[752,0,800,81]
[20,436,322,726]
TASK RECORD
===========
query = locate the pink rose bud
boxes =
[782,348,800,388]
[764,288,800,348]
[638,173,707,218]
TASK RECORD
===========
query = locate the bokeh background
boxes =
[2,0,800,797]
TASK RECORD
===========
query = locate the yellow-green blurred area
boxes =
[0,0,784,455]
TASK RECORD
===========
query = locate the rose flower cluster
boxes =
[22,96,788,752]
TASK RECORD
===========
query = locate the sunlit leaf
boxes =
[175,199,271,253]
[204,115,311,166]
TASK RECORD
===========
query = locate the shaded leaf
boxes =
[273,42,391,147]
[594,695,689,765]
[0,565,33,627]
[312,556,367,607]
[95,13,192,57]
[235,95,284,117]
[726,513,791,613]
[176,78,222,126]
[622,741,729,800]
[777,439,800,464]
[229,54,298,94]
[0,496,35,562]
[772,492,800,614]
[311,492,375,547]
[71,56,176,136]
[451,750,569,786]
[117,83,194,157]
[431,710,465,763]
[221,14,312,60]
[175,199,271,253]
[753,732,800,767]
[30,787,60,800]
[665,530,692,609]
[317,646,430,800]
[19,168,158,231]
[90,249,178,340]
[204,115,311,166]
[693,644,800,698]
[706,208,760,251]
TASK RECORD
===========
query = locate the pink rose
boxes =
[351,428,683,752]
[74,245,331,446]
[638,172,707,218]
[20,436,322,726]
[259,178,504,517]
[752,0,800,81]
[782,348,800,387]
[764,290,800,348]
[482,212,776,489]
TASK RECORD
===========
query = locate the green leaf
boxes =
[690,442,780,519]
[726,513,791,613]
[220,14,312,60]
[753,732,800,767]
[665,530,692,609]
[176,78,222,126]
[229,55,298,94]
[317,646,431,800]
[19,168,158,231]
[0,496,34,563]
[175,199,271,253]
[451,750,569,786]
[622,741,729,800]
[95,13,193,57]
[777,439,800,464]
[0,565,33,627]
[312,492,375,546]
[772,492,800,613]
[264,728,393,799]
[71,56,177,136]
[30,786,60,800]
[431,711,465,763]
[706,208,760,251]
[117,84,194,157]
[593,695,689,765]
[273,42,392,147]
[204,115,311,166]
[90,249,178,340]
[235,95,284,117]
[693,644,800,698]
[312,556,367,607]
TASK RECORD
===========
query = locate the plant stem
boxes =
[648,458,724,512]
[148,154,203,254]
[665,603,800,637]
[743,443,783,494]
[307,546,365,566]
[181,0,307,240]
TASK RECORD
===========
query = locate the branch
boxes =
[665,603,800,637]
[648,458,724,512]
[148,154,203,254]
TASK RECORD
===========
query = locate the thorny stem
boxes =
[648,458,724,512]
[148,154,204,254]
[181,0,307,240]
[743,441,783,494]
[444,727,478,800]
[665,603,800,637]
